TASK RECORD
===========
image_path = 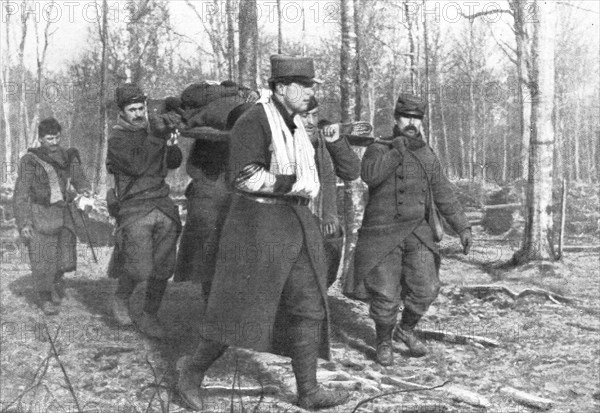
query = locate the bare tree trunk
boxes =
[502,130,508,183]
[238,0,258,89]
[573,99,581,181]
[468,19,476,180]
[28,9,54,147]
[1,5,12,167]
[18,9,30,156]
[514,0,556,263]
[95,0,109,196]
[511,0,531,180]
[404,0,417,94]
[422,0,433,147]
[353,0,362,121]
[276,0,282,53]
[340,0,356,123]
[458,113,466,178]
[227,0,236,80]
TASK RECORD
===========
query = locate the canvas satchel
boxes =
[406,149,445,242]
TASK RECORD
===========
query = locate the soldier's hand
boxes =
[322,218,340,237]
[392,136,407,155]
[321,124,340,143]
[460,228,472,255]
[21,226,34,242]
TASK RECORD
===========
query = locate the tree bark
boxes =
[95,0,109,196]
[404,0,417,95]
[226,0,236,80]
[514,0,556,263]
[422,0,433,147]
[238,0,258,89]
[1,5,12,167]
[510,0,531,180]
[276,0,282,53]
[353,0,362,121]
[18,8,30,157]
[340,0,356,123]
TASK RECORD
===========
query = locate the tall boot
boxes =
[375,322,395,366]
[139,278,168,338]
[112,276,137,326]
[176,337,226,411]
[394,307,427,357]
[290,317,349,410]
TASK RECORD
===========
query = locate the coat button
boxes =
[422,188,427,192]
[419,200,425,205]
[397,172,404,178]
[398,189,405,193]
[397,200,404,205]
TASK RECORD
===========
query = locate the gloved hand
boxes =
[322,123,340,143]
[21,226,34,243]
[391,136,407,155]
[322,217,341,237]
[460,228,472,255]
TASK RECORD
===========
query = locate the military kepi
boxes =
[394,93,427,119]
[269,54,322,86]
[116,83,147,109]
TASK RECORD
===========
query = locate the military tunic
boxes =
[354,140,469,324]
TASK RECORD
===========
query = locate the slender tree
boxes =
[238,0,258,89]
[95,0,109,195]
[1,4,12,167]
[514,0,557,263]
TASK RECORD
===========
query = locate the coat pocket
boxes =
[31,203,64,235]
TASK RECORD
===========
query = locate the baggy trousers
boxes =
[115,208,180,299]
[365,232,440,325]
[27,227,76,294]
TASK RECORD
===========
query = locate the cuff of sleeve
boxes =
[274,175,296,194]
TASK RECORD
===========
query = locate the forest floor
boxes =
[1,223,599,413]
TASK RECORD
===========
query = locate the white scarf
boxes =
[30,152,64,204]
[258,89,320,200]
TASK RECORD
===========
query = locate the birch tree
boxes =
[514,0,556,263]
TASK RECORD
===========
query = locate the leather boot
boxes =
[138,312,166,339]
[290,318,349,410]
[395,307,427,357]
[375,323,395,366]
[177,338,226,411]
[111,296,133,326]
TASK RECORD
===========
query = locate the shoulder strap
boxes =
[115,153,158,200]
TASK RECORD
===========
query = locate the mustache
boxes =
[402,125,418,132]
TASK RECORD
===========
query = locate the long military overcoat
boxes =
[199,104,331,359]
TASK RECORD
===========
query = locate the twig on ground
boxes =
[566,322,600,332]
[45,325,83,413]
[461,285,576,304]
[144,355,168,413]
[351,380,451,413]
[406,328,501,348]
[500,386,555,410]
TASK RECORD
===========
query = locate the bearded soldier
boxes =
[354,93,472,366]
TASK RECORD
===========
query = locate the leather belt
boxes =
[238,192,310,207]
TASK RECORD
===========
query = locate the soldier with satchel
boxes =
[354,93,472,366]
[13,117,92,315]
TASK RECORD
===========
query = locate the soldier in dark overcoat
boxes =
[106,83,183,338]
[299,96,361,287]
[354,94,472,366]
[176,55,350,411]
[13,117,91,315]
